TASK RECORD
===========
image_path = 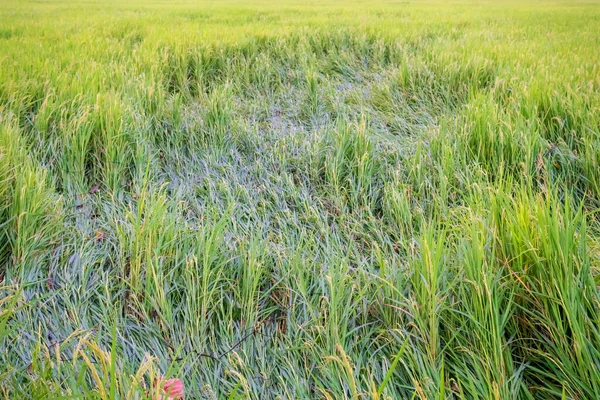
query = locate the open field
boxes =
[1,0,600,398]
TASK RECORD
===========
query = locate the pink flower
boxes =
[154,377,184,400]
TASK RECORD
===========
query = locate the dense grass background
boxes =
[1,0,600,398]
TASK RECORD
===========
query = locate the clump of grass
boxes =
[317,119,381,209]
[202,85,233,147]
[0,121,62,281]
[492,189,600,398]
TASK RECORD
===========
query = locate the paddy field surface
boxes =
[1,0,600,398]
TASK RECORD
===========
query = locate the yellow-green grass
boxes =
[1,0,600,398]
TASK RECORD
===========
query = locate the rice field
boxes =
[1,0,600,398]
